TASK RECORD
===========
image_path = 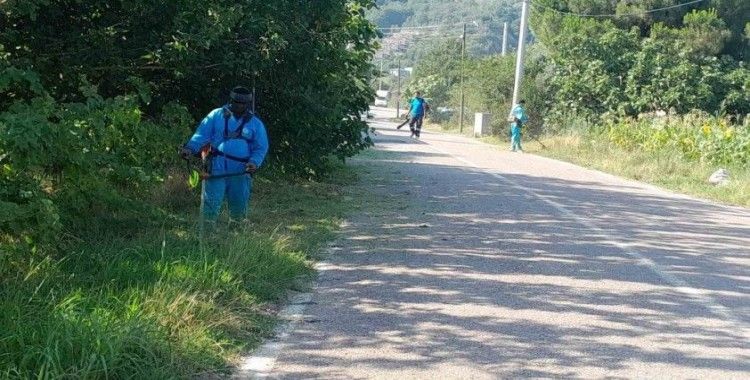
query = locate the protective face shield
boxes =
[229,88,252,115]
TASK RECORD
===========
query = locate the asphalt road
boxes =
[241,107,750,379]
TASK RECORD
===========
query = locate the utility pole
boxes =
[379,60,384,91]
[511,0,529,110]
[501,22,508,56]
[459,22,466,133]
[396,57,401,118]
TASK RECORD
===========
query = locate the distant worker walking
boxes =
[399,91,429,139]
[509,100,528,152]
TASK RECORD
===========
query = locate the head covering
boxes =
[230,86,252,103]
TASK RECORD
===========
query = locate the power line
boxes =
[378,21,479,31]
[377,29,480,58]
[530,0,708,18]
[379,29,480,38]
[379,24,456,30]
[379,23,481,38]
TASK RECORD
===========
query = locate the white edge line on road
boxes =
[233,293,311,379]
[392,121,750,214]
[423,141,750,338]
[234,124,749,379]
[232,255,339,379]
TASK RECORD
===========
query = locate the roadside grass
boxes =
[0,163,358,378]
[423,121,750,207]
[423,120,480,138]
[524,133,750,208]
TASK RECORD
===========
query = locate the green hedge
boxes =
[1,0,378,250]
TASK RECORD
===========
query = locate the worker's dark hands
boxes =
[245,163,258,174]
[179,147,193,160]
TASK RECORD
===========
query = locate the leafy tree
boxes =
[409,39,462,106]
[540,16,639,119]
[680,9,732,57]
[1,0,379,249]
[720,63,750,117]
[623,10,733,114]
[397,0,748,135]
[709,0,750,59]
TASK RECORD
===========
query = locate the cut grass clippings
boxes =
[0,163,358,379]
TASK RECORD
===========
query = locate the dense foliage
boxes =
[2,1,378,376]
[1,0,379,250]
[534,1,750,125]
[393,0,748,162]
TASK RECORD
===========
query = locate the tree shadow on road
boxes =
[270,143,750,379]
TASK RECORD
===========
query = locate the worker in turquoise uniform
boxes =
[407,91,429,138]
[509,100,528,152]
[180,86,269,222]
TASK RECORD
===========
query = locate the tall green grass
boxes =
[602,113,750,167]
[0,164,356,378]
[528,131,750,207]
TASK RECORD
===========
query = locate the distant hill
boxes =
[370,0,524,61]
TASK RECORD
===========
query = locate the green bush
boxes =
[1,0,379,250]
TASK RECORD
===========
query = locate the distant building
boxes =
[389,67,413,76]
[373,90,389,107]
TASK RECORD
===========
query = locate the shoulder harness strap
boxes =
[223,108,255,142]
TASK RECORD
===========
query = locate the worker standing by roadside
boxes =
[508,100,528,152]
[180,86,269,224]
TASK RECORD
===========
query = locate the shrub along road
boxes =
[248,107,750,378]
